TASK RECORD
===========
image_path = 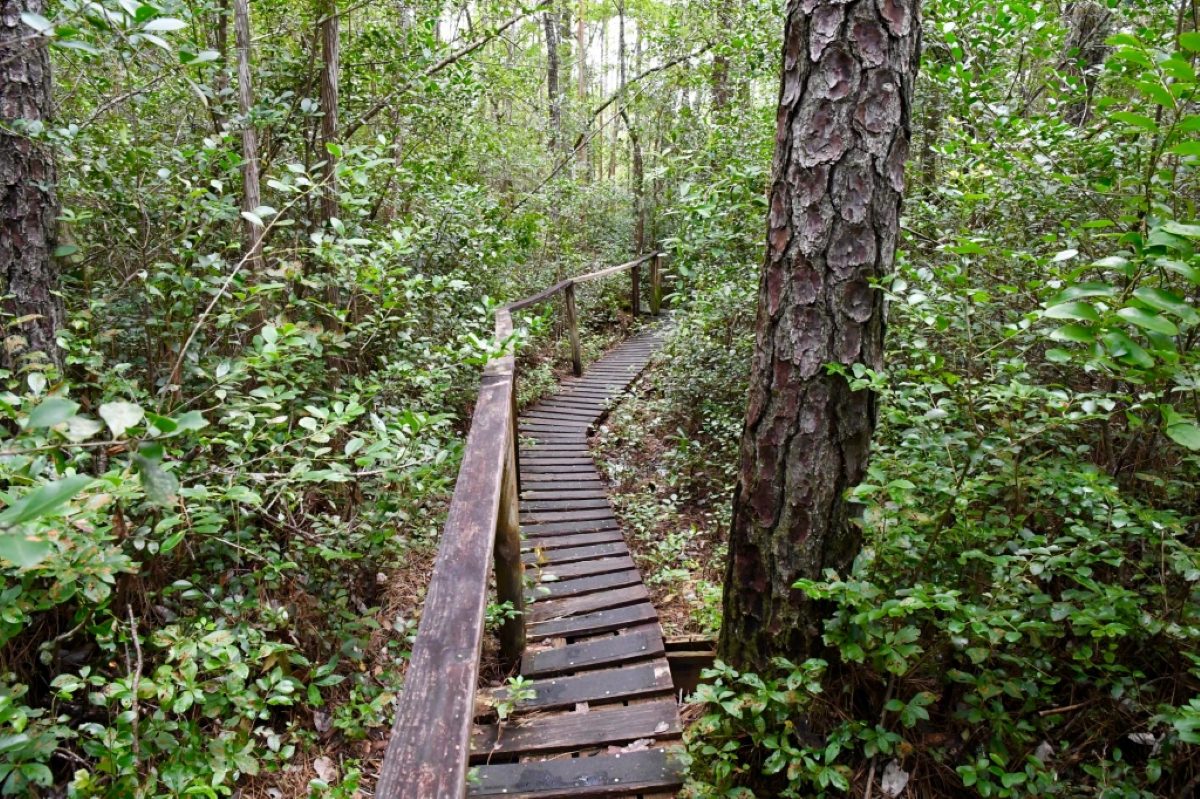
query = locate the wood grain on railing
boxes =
[375,253,663,799]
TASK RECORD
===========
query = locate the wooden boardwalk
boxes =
[468,328,685,798]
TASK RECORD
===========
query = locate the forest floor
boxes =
[593,356,728,643]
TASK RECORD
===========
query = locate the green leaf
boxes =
[1165,420,1200,450]
[64,416,103,443]
[1102,331,1155,368]
[1044,301,1099,322]
[0,476,92,527]
[152,410,207,438]
[1155,259,1200,286]
[0,534,55,569]
[1109,111,1158,132]
[1180,31,1200,53]
[1053,281,1115,302]
[1117,307,1178,336]
[19,11,52,33]
[1133,287,1198,323]
[143,17,187,32]
[1162,221,1200,238]
[134,455,179,507]
[99,401,145,438]
[1049,324,1095,343]
[28,397,79,429]
[1171,141,1200,157]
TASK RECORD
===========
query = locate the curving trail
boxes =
[468,328,685,798]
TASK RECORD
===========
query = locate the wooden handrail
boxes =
[504,252,660,312]
[375,252,666,799]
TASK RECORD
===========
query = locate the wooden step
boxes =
[522,626,664,677]
[527,602,659,641]
[528,584,651,623]
[467,748,684,798]
[470,700,681,757]
[489,659,673,711]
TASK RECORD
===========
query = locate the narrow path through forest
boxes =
[468,328,686,798]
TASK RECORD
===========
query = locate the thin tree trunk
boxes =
[212,0,231,130]
[719,0,922,673]
[576,0,588,178]
[1062,1,1111,125]
[622,109,644,253]
[233,0,263,270]
[544,11,562,151]
[1,0,64,371]
[319,0,340,223]
[711,0,733,112]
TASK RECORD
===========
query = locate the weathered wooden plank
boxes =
[518,458,598,468]
[526,602,659,641]
[533,398,609,410]
[466,748,684,798]
[520,473,605,484]
[523,409,599,422]
[522,626,665,677]
[521,464,599,476]
[523,530,625,550]
[520,489,608,500]
[521,498,611,512]
[521,482,606,491]
[522,542,628,565]
[523,520,619,537]
[521,508,617,524]
[526,569,642,601]
[490,659,673,712]
[529,555,635,581]
[470,700,680,757]
[528,584,651,623]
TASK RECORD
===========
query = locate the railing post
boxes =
[494,380,525,668]
[564,281,583,377]
[650,253,662,316]
[631,262,641,317]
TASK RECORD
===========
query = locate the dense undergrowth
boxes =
[0,1,659,795]
[593,1,1200,797]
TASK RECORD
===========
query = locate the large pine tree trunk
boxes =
[719,0,921,672]
[1,0,64,371]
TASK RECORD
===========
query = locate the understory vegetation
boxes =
[595,0,1200,796]
[3,0,1200,796]
[0,0,714,794]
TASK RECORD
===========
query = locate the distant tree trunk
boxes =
[544,11,562,151]
[622,109,644,252]
[1063,1,1111,126]
[211,0,231,131]
[319,0,340,223]
[233,0,263,269]
[576,0,588,179]
[719,0,922,673]
[1,0,64,371]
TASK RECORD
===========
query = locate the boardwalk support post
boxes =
[650,254,662,316]
[494,378,525,666]
[564,281,583,377]
[631,261,641,317]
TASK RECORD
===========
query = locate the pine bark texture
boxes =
[1,0,64,370]
[719,0,921,672]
